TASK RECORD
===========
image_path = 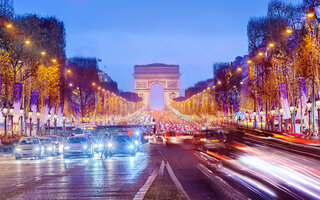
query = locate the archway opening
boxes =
[149,83,164,110]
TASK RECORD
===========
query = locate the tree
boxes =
[67,57,99,120]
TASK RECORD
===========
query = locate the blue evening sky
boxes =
[14,0,301,95]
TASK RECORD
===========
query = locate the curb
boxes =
[0,155,15,161]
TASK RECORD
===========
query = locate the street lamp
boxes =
[279,108,283,132]
[37,111,41,136]
[290,104,295,133]
[54,114,57,135]
[252,110,257,129]
[2,107,8,136]
[82,117,85,123]
[259,108,264,130]
[316,97,320,136]
[20,109,24,136]
[271,107,275,131]
[47,114,51,135]
[28,110,33,136]
[86,117,89,123]
[307,98,312,136]
[9,107,14,136]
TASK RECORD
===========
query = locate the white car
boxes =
[40,137,56,156]
[15,137,44,160]
[63,136,94,158]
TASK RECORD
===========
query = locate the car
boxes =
[15,137,44,160]
[49,135,63,155]
[103,133,136,158]
[194,130,227,151]
[40,137,56,156]
[163,131,178,145]
[63,136,94,158]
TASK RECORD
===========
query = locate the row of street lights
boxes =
[1,105,66,137]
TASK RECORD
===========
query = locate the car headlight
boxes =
[98,143,103,148]
[129,144,134,149]
[93,144,98,148]
[47,147,53,151]
[107,143,113,148]
[16,147,21,152]
[83,145,88,149]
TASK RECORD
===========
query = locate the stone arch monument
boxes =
[133,63,180,110]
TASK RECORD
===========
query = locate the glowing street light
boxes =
[286,28,293,34]
[67,69,71,73]
[307,12,315,18]
[25,40,31,45]
[247,60,252,64]
[41,51,46,56]
[268,43,275,48]
[6,24,12,28]
[51,59,57,63]
[92,82,96,86]
[237,67,242,72]
[258,52,264,56]
[218,81,222,85]
[69,83,73,87]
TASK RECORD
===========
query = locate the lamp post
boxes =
[307,99,312,136]
[28,110,33,136]
[279,108,283,132]
[20,109,24,136]
[316,97,320,136]
[9,107,14,136]
[260,108,264,130]
[2,107,8,137]
[47,114,51,135]
[54,114,57,135]
[252,110,257,129]
[245,111,249,128]
[290,104,295,133]
[62,115,66,136]
[271,107,275,131]
[37,111,40,136]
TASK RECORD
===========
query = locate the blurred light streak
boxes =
[239,155,320,199]
[222,167,277,198]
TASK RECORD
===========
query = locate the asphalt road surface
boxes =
[0,143,219,200]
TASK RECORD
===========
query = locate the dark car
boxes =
[103,133,136,158]
[194,129,228,151]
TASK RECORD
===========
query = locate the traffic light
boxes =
[152,119,156,134]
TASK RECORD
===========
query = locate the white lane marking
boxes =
[166,162,190,200]
[159,160,165,177]
[16,184,24,187]
[133,168,159,200]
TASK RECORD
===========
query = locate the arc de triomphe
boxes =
[133,63,180,110]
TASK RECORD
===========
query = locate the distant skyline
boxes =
[14,0,302,94]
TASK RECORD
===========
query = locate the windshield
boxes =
[67,137,88,144]
[112,135,131,142]
[40,139,52,144]
[19,138,39,144]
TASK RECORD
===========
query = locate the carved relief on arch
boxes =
[148,80,166,88]
[135,81,147,89]
[167,81,178,89]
